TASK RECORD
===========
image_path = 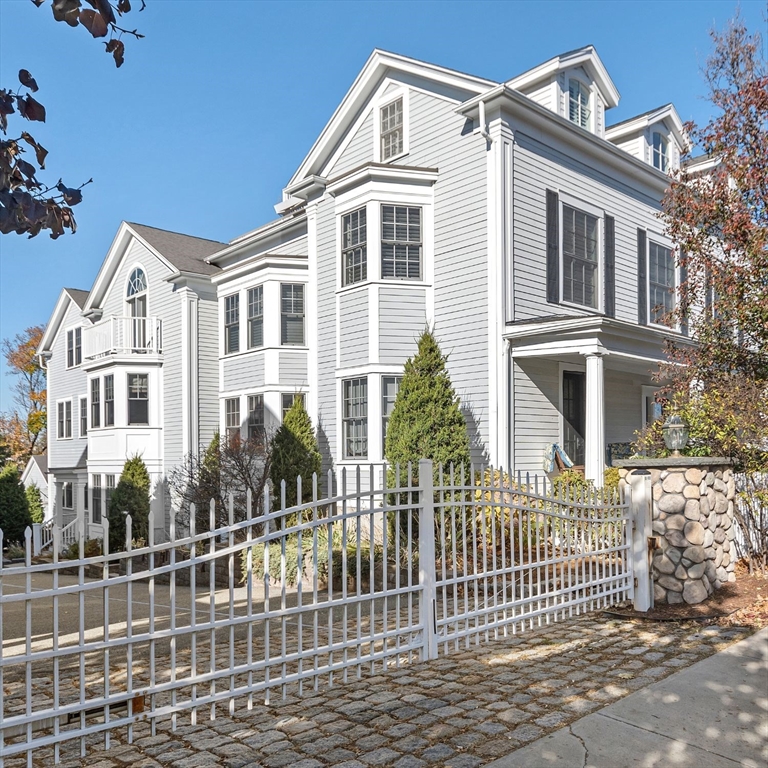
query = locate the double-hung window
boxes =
[247,286,263,348]
[104,374,115,427]
[562,204,599,309]
[224,294,239,354]
[247,394,264,441]
[342,207,367,286]
[105,475,115,520]
[80,397,88,436]
[66,329,81,368]
[57,401,72,439]
[648,241,675,326]
[381,375,402,454]
[652,132,669,172]
[381,205,421,280]
[342,378,367,459]
[281,284,305,346]
[127,373,149,425]
[92,474,102,524]
[380,97,403,160]
[91,379,101,428]
[225,397,240,440]
[568,80,591,129]
[61,482,73,510]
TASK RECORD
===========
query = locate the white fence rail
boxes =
[82,316,162,360]
[0,461,631,765]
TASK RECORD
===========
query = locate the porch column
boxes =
[584,352,605,487]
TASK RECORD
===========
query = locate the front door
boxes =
[562,371,585,465]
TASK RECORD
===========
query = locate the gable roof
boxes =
[20,454,48,486]
[605,103,688,149]
[126,223,226,276]
[83,222,225,314]
[506,45,620,109]
[286,49,495,190]
[38,287,90,356]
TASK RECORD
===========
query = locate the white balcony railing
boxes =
[82,316,162,360]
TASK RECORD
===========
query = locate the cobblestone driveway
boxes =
[11,615,750,768]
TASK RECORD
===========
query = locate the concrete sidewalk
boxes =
[487,627,768,768]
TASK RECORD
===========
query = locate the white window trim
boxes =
[651,130,670,172]
[339,375,369,461]
[223,292,240,356]
[373,87,410,164]
[56,398,73,440]
[61,481,74,510]
[334,182,434,293]
[646,234,681,332]
[79,396,88,438]
[124,262,150,317]
[558,193,604,314]
[567,76,593,132]
[65,326,82,369]
[280,282,307,347]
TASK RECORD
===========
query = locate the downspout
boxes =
[478,100,493,143]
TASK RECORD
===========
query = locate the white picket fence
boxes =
[0,461,632,765]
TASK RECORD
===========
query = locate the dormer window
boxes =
[568,80,591,129]
[652,132,669,172]
[380,98,403,161]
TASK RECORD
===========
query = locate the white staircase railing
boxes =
[38,518,78,553]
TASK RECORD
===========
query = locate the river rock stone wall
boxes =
[618,461,737,606]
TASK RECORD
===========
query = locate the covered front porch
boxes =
[505,316,683,485]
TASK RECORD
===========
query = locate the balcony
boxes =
[83,316,163,360]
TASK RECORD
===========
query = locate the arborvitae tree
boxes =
[385,329,471,471]
[269,397,322,512]
[25,483,45,524]
[384,329,471,541]
[0,464,32,544]
[107,455,151,551]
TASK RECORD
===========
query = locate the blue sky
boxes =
[0,0,765,410]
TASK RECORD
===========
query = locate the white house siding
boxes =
[406,89,490,460]
[327,110,374,178]
[222,353,265,392]
[513,358,560,474]
[270,234,308,257]
[315,194,338,477]
[339,290,369,368]
[517,81,552,110]
[279,350,308,388]
[511,129,662,325]
[47,299,89,470]
[609,135,644,161]
[604,368,653,444]
[379,287,424,364]
[196,289,220,450]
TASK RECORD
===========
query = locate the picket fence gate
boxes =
[0,460,633,765]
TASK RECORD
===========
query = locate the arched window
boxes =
[127,268,147,297]
[652,132,669,172]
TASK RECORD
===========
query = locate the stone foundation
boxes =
[618,458,737,605]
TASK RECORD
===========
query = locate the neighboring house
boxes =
[20,454,49,519]
[38,45,693,544]
[214,46,690,486]
[39,222,225,540]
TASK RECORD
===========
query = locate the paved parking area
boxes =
[8,613,752,768]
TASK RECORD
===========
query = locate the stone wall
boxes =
[618,459,737,606]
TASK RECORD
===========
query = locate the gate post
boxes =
[628,469,653,612]
[418,459,438,660]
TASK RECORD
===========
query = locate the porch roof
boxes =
[503,315,691,371]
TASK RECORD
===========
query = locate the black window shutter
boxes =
[604,215,615,318]
[546,189,559,304]
[679,255,688,335]
[637,229,647,325]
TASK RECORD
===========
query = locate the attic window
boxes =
[380,98,404,161]
[568,80,591,129]
[127,268,147,297]
[652,132,669,172]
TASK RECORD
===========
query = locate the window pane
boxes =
[381,375,402,454]
[281,284,305,345]
[225,397,240,439]
[80,397,88,436]
[380,98,404,160]
[104,374,115,427]
[127,374,149,425]
[343,378,368,458]
[381,205,422,280]
[562,204,599,308]
[342,207,367,286]
[247,286,263,348]
[67,331,74,368]
[225,294,239,354]
[282,393,305,421]
[92,475,102,524]
[648,241,675,325]
[248,394,264,440]
[75,328,82,365]
[91,379,100,428]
